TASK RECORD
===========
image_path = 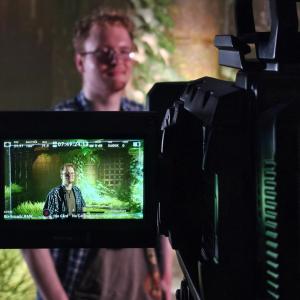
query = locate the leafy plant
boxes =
[5,183,23,199]
[127,198,142,213]
[127,146,144,212]
[0,250,36,300]
[127,0,182,102]
[13,201,44,217]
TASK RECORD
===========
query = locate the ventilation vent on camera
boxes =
[262,159,280,300]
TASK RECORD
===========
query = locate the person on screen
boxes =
[43,163,85,218]
[22,9,172,300]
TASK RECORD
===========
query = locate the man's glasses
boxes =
[62,171,75,176]
[80,47,136,64]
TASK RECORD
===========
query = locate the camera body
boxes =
[148,70,300,299]
[147,0,300,298]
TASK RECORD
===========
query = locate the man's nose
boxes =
[108,53,117,65]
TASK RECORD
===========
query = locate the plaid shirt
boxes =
[37,92,145,300]
[44,185,85,217]
[53,91,145,112]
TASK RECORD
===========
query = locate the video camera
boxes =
[1,0,300,299]
[147,1,300,299]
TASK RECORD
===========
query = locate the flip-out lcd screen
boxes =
[4,138,144,221]
[0,111,158,248]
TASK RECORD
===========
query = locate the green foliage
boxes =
[0,250,35,300]
[128,0,182,102]
[115,184,131,202]
[128,146,144,212]
[127,198,142,213]
[69,147,101,184]
[87,198,127,210]
[13,201,44,217]
[5,183,23,199]
[79,176,109,203]
[80,176,133,211]
[75,148,143,215]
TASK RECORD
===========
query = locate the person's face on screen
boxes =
[76,22,134,96]
[61,166,75,186]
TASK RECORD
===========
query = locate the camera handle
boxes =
[216,0,300,72]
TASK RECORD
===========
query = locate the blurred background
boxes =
[0,0,245,110]
[0,0,271,299]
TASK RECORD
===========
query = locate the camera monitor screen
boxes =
[0,111,159,248]
[4,138,144,221]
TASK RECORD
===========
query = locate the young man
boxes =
[22,9,172,300]
[54,9,143,112]
[43,163,85,218]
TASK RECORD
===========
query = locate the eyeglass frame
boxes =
[79,47,136,64]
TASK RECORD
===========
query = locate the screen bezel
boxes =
[0,111,159,248]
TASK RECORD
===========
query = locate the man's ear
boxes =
[75,53,84,74]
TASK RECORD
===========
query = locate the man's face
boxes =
[76,22,134,95]
[61,166,75,186]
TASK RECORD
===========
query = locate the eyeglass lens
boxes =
[92,48,133,64]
